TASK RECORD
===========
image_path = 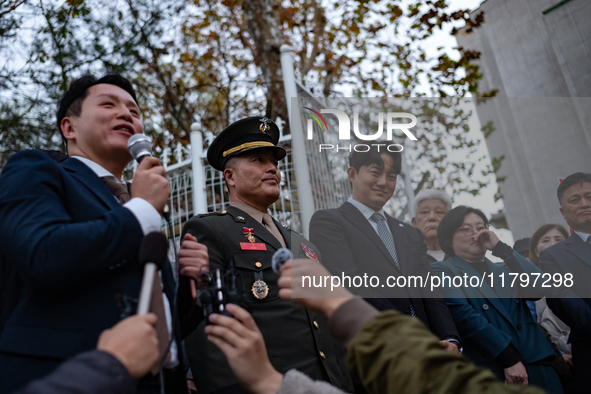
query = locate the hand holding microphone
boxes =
[128,134,171,215]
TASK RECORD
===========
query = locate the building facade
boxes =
[457,0,591,238]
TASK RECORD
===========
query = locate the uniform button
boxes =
[319,351,326,359]
[255,262,262,268]
[482,304,489,310]
[313,321,319,329]
[516,323,521,330]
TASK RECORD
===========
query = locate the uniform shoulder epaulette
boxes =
[196,211,228,218]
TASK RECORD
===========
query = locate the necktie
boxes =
[586,235,591,251]
[370,213,416,318]
[263,213,287,249]
[101,176,131,204]
[102,175,170,372]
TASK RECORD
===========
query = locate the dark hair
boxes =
[529,224,568,265]
[437,205,489,257]
[349,147,402,174]
[557,172,591,204]
[56,73,138,144]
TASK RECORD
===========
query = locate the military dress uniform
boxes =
[179,117,354,394]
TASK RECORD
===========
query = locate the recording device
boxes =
[137,232,168,315]
[198,268,250,323]
[272,248,293,274]
[128,134,153,164]
[127,133,171,221]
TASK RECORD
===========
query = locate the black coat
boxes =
[180,206,354,394]
[309,202,460,342]
[539,233,591,394]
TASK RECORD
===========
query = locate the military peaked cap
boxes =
[207,116,286,171]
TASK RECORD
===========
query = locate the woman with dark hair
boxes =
[529,224,572,366]
[432,206,563,393]
[529,224,569,266]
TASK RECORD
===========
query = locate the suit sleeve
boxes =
[413,229,460,342]
[309,210,387,299]
[538,250,591,340]
[14,350,133,394]
[0,151,143,293]
[431,263,513,363]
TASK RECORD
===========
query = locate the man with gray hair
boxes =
[411,189,452,262]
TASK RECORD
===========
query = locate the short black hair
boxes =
[56,73,138,143]
[349,147,402,174]
[557,172,591,205]
[438,205,489,257]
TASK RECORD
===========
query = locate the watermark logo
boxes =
[304,108,418,152]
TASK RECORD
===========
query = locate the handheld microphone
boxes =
[272,248,293,274]
[128,134,153,164]
[127,134,172,222]
[137,232,168,315]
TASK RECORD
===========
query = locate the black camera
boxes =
[198,268,251,322]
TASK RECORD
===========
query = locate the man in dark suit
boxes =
[0,74,192,393]
[309,148,461,353]
[539,172,591,394]
[180,117,354,394]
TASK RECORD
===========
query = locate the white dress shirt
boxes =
[347,197,393,238]
[72,156,178,367]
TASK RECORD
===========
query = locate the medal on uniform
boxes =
[243,227,256,243]
[301,243,320,263]
[259,117,271,134]
[251,279,269,299]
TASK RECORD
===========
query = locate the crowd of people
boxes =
[0,73,589,394]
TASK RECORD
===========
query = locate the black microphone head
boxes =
[128,134,153,163]
[272,248,293,274]
[139,232,168,270]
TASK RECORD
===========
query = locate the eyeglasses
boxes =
[457,224,488,236]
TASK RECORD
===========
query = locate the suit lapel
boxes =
[227,206,282,251]
[62,158,119,210]
[565,233,591,268]
[339,202,400,272]
[451,257,514,325]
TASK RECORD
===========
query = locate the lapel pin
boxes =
[399,223,404,227]
[236,216,245,221]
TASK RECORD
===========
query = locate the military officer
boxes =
[180,117,354,394]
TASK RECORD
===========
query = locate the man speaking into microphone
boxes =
[0,74,198,393]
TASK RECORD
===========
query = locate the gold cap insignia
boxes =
[259,117,271,134]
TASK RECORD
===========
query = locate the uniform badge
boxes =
[243,227,256,243]
[301,243,319,263]
[252,279,269,299]
[259,117,271,134]
[236,216,245,221]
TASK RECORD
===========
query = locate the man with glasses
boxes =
[309,148,461,358]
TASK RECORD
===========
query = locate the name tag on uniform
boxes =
[240,242,267,251]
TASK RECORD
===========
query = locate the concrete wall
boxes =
[457,0,591,239]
